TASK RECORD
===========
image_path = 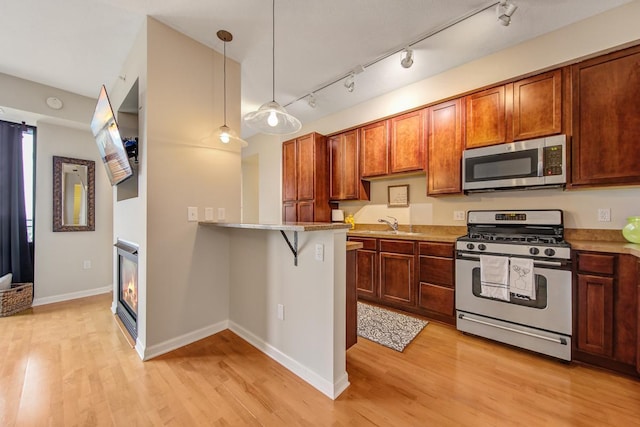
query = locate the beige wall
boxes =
[243,0,640,231]
[141,18,242,353]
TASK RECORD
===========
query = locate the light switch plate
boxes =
[277,304,285,320]
[217,208,226,221]
[454,211,466,221]
[598,208,611,222]
[188,206,198,222]
[205,207,214,221]
[315,243,324,261]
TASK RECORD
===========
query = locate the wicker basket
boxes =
[0,282,33,317]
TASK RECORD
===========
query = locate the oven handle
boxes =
[458,313,568,345]
[456,253,568,268]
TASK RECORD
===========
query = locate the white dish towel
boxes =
[480,255,510,301]
[509,257,535,300]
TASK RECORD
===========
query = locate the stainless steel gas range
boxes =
[455,209,572,361]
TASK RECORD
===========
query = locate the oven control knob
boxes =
[478,244,487,251]
[466,243,475,250]
[529,247,540,255]
[544,248,556,257]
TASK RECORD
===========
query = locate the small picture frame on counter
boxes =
[388,184,409,207]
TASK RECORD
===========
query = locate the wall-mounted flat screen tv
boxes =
[90,85,133,186]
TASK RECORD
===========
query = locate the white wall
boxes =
[243,1,640,231]
[0,74,114,304]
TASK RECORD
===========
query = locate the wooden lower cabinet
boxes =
[418,242,455,325]
[346,248,357,350]
[574,251,638,376]
[348,237,455,324]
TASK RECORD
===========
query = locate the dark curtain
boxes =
[0,120,33,282]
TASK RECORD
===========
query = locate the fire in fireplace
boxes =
[115,240,138,340]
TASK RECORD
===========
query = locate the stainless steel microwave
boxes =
[462,134,566,192]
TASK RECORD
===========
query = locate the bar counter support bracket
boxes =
[280,230,298,266]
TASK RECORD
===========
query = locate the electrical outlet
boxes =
[315,243,324,261]
[598,208,611,222]
[204,207,214,221]
[83,260,91,269]
[217,208,226,221]
[187,207,198,222]
[454,211,465,221]
[277,304,285,320]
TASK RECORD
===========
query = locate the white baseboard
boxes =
[32,285,112,307]
[228,321,349,400]
[142,320,229,361]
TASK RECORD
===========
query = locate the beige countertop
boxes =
[567,239,640,257]
[347,228,462,243]
[199,221,352,232]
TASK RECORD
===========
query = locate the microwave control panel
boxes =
[543,145,563,176]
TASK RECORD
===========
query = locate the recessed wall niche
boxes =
[116,79,140,201]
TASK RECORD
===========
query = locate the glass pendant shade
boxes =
[214,124,248,147]
[243,100,301,135]
[243,0,302,135]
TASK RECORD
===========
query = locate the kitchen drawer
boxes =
[418,283,454,316]
[577,252,616,275]
[419,256,454,287]
[379,239,415,255]
[419,242,454,258]
[348,237,377,251]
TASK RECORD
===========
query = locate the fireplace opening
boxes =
[115,240,138,341]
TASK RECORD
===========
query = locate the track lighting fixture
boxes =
[497,0,518,26]
[400,48,414,69]
[306,93,316,108]
[243,0,301,135]
[344,73,355,93]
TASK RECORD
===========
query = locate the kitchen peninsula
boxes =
[199,221,351,399]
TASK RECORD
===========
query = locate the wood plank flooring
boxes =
[1,293,639,426]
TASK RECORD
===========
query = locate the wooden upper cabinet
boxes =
[282,139,297,202]
[426,99,463,195]
[512,69,562,141]
[329,130,369,201]
[295,133,315,200]
[571,45,640,187]
[389,110,424,174]
[465,85,506,148]
[360,120,389,178]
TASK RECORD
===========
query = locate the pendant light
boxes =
[214,30,247,147]
[243,0,301,135]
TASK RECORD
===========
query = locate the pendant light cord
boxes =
[223,39,227,126]
[272,0,275,102]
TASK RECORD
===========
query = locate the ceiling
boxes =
[0,0,633,137]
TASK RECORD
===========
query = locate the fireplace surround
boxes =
[115,240,138,340]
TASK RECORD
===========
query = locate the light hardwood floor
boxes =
[1,293,639,426]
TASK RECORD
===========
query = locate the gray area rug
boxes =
[357,302,428,352]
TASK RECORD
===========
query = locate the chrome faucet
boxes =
[378,216,399,232]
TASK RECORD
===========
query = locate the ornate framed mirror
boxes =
[52,156,95,232]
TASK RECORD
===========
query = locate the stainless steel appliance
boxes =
[462,134,566,192]
[455,209,572,360]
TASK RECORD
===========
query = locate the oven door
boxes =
[455,256,572,335]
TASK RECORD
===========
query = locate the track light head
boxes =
[497,1,518,26]
[344,73,355,93]
[307,93,316,108]
[400,48,414,69]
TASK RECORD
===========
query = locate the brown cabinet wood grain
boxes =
[281,132,331,222]
[465,85,507,148]
[379,250,416,308]
[577,273,614,357]
[359,120,388,178]
[329,130,369,201]
[574,251,638,375]
[418,242,455,325]
[426,99,463,195]
[512,69,562,141]
[571,45,640,187]
[389,110,424,174]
